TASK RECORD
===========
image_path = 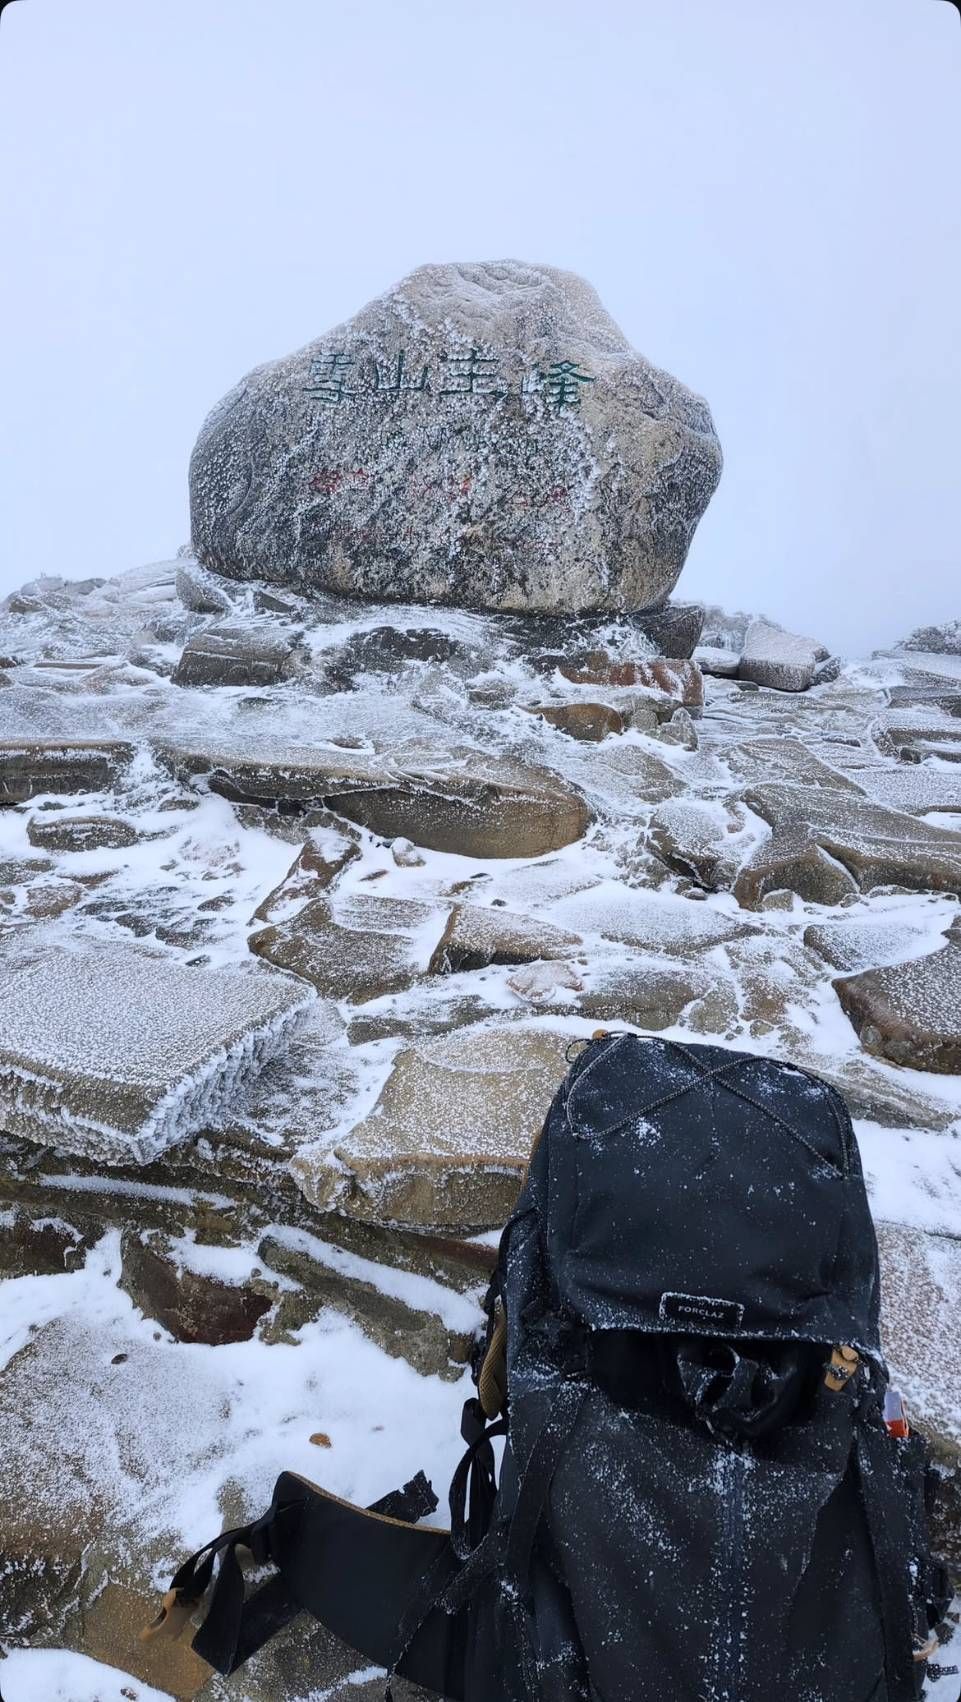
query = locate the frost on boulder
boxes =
[189,259,723,615]
[0,946,314,1163]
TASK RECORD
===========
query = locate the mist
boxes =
[1,0,958,656]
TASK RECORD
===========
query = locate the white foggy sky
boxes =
[1,0,959,655]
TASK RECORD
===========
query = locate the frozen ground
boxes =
[1,562,960,1698]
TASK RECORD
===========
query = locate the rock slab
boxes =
[0,946,314,1162]
[190,260,722,615]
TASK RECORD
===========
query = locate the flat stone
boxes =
[257,1226,479,1379]
[26,812,140,853]
[872,710,961,765]
[647,797,763,891]
[189,259,722,615]
[876,1222,961,1567]
[251,824,362,923]
[695,644,740,678]
[734,784,961,907]
[290,1024,571,1231]
[527,701,624,740]
[0,945,314,1162]
[724,737,864,794]
[855,768,961,815]
[794,1052,961,1132]
[0,740,134,805]
[156,737,591,858]
[834,944,961,1074]
[120,1229,272,1345]
[577,958,715,1030]
[559,655,704,712]
[428,902,581,973]
[172,620,306,688]
[738,619,828,692]
[250,892,449,1004]
[545,881,753,956]
[803,917,941,974]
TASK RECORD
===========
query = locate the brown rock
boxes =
[120,1230,272,1345]
[0,1206,94,1277]
[834,944,961,1074]
[252,825,361,924]
[647,798,759,891]
[172,620,307,688]
[0,740,134,805]
[256,1228,479,1379]
[578,960,715,1030]
[734,784,961,908]
[85,1580,211,1699]
[527,701,624,740]
[157,738,591,859]
[250,893,449,1003]
[290,1024,570,1231]
[559,655,704,711]
[26,813,140,853]
[428,903,581,974]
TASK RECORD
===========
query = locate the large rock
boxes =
[250,892,449,1004]
[189,260,722,615]
[738,619,828,693]
[834,944,961,1074]
[172,620,307,689]
[25,813,140,853]
[734,784,961,908]
[289,1024,571,1231]
[895,619,961,656]
[428,902,581,974]
[647,798,765,892]
[0,946,314,1162]
[157,736,591,858]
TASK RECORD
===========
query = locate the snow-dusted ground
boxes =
[1,562,960,1698]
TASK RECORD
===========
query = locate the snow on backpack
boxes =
[145,1035,954,1701]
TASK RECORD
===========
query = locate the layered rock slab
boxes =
[290,1025,571,1231]
[834,944,961,1074]
[0,946,314,1162]
[156,737,591,858]
[734,785,961,908]
[0,740,134,804]
[190,259,722,615]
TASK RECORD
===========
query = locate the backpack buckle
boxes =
[140,1586,196,1645]
[824,1345,860,1391]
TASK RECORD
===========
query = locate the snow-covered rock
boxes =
[189,259,723,614]
[738,618,828,693]
[0,946,314,1162]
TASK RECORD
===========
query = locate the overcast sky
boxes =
[1,0,958,654]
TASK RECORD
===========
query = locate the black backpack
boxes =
[147,1035,954,1701]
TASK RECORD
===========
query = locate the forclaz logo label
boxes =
[658,1292,745,1330]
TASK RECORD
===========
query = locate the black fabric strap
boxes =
[449,1397,508,1559]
